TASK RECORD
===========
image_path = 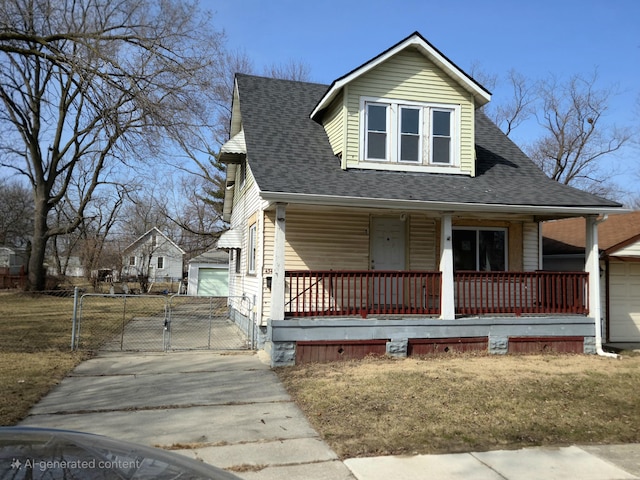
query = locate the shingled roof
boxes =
[235,74,622,214]
[543,211,640,256]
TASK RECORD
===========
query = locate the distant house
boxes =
[218,32,623,366]
[0,246,27,275]
[122,227,185,284]
[47,255,86,278]
[186,249,229,296]
[543,212,640,343]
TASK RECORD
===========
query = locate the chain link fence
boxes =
[71,288,254,352]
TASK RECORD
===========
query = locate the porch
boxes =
[284,270,589,318]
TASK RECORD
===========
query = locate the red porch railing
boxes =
[455,271,589,316]
[285,270,441,317]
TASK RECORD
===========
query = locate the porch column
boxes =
[440,213,455,319]
[270,203,287,321]
[585,215,603,345]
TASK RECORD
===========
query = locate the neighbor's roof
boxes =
[235,74,622,215]
[123,227,186,255]
[543,211,640,256]
[188,249,229,265]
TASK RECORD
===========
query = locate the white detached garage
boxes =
[543,211,640,343]
[187,250,229,296]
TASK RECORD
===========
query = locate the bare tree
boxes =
[0,179,33,247]
[0,0,224,290]
[527,71,632,197]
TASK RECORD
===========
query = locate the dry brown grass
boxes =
[277,353,640,458]
[0,291,91,425]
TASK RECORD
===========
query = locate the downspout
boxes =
[589,215,618,359]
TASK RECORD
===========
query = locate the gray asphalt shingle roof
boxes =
[236,74,621,209]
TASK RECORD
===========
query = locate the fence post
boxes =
[71,286,80,351]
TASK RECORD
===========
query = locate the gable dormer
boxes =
[311,32,490,177]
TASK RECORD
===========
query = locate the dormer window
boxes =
[365,103,389,160]
[361,97,459,171]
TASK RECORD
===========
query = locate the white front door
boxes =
[370,217,406,307]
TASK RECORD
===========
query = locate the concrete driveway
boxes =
[19,350,355,480]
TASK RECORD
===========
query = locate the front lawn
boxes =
[277,353,640,458]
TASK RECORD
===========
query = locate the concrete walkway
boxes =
[19,350,354,479]
[19,350,640,479]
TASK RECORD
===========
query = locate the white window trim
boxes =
[453,227,509,271]
[359,96,461,172]
[248,223,257,274]
[364,102,390,161]
[157,256,165,269]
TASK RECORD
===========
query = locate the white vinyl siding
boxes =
[344,49,474,174]
[523,222,540,271]
[409,216,437,270]
[324,91,346,159]
[226,165,263,315]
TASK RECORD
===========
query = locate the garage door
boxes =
[609,262,640,342]
[197,268,228,296]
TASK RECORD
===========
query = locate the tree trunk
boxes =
[27,202,49,291]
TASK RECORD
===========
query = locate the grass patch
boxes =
[276,353,640,458]
[0,292,95,425]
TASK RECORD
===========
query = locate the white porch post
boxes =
[270,203,287,321]
[585,215,616,357]
[440,213,455,320]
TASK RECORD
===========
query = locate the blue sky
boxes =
[206,0,640,199]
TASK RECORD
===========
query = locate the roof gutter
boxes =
[260,191,625,217]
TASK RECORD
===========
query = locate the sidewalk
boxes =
[18,350,640,479]
[345,444,640,479]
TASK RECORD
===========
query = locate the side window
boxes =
[157,256,164,269]
[248,223,257,274]
[234,249,241,274]
[129,256,136,266]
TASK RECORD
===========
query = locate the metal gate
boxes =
[71,291,254,352]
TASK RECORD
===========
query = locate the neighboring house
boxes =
[122,227,185,284]
[47,255,86,278]
[0,246,26,275]
[543,212,640,343]
[217,32,624,366]
[187,249,229,296]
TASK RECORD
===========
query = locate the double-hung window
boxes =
[365,103,389,160]
[431,110,452,164]
[399,107,421,162]
[362,98,458,168]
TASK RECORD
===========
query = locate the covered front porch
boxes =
[262,203,606,365]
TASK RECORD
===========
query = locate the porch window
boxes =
[453,228,506,271]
